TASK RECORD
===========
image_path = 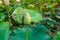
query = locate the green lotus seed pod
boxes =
[24,12,31,25]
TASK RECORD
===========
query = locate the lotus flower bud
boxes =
[0,1,2,4]
[16,0,20,2]
[24,12,31,25]
[4,0,9,5]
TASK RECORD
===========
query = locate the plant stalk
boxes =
[26,25,28,40]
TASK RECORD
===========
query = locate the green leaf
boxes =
[10,24,50,40]
[14,3,21,9]
[0,22,10,40]
[56,30,60,40]
[12,7,43,24]
[24,9,43,23]
[0,13,6,22]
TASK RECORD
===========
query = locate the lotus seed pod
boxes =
[0,1,2,4]
[12,7,25,24]
[4,0,9,5]
[24,12,31,25]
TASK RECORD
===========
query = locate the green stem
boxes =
[26,25,28,40]
[5,5,11,27]
[5,5,11,40]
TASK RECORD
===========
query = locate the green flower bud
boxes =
[24,12,31,25]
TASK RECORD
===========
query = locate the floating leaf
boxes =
[10,24,50,40]
[56,30,60,40]
[49,3,58,8]
[0,13,6,22]
[0,22,10,40]
[12,7,43,24]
